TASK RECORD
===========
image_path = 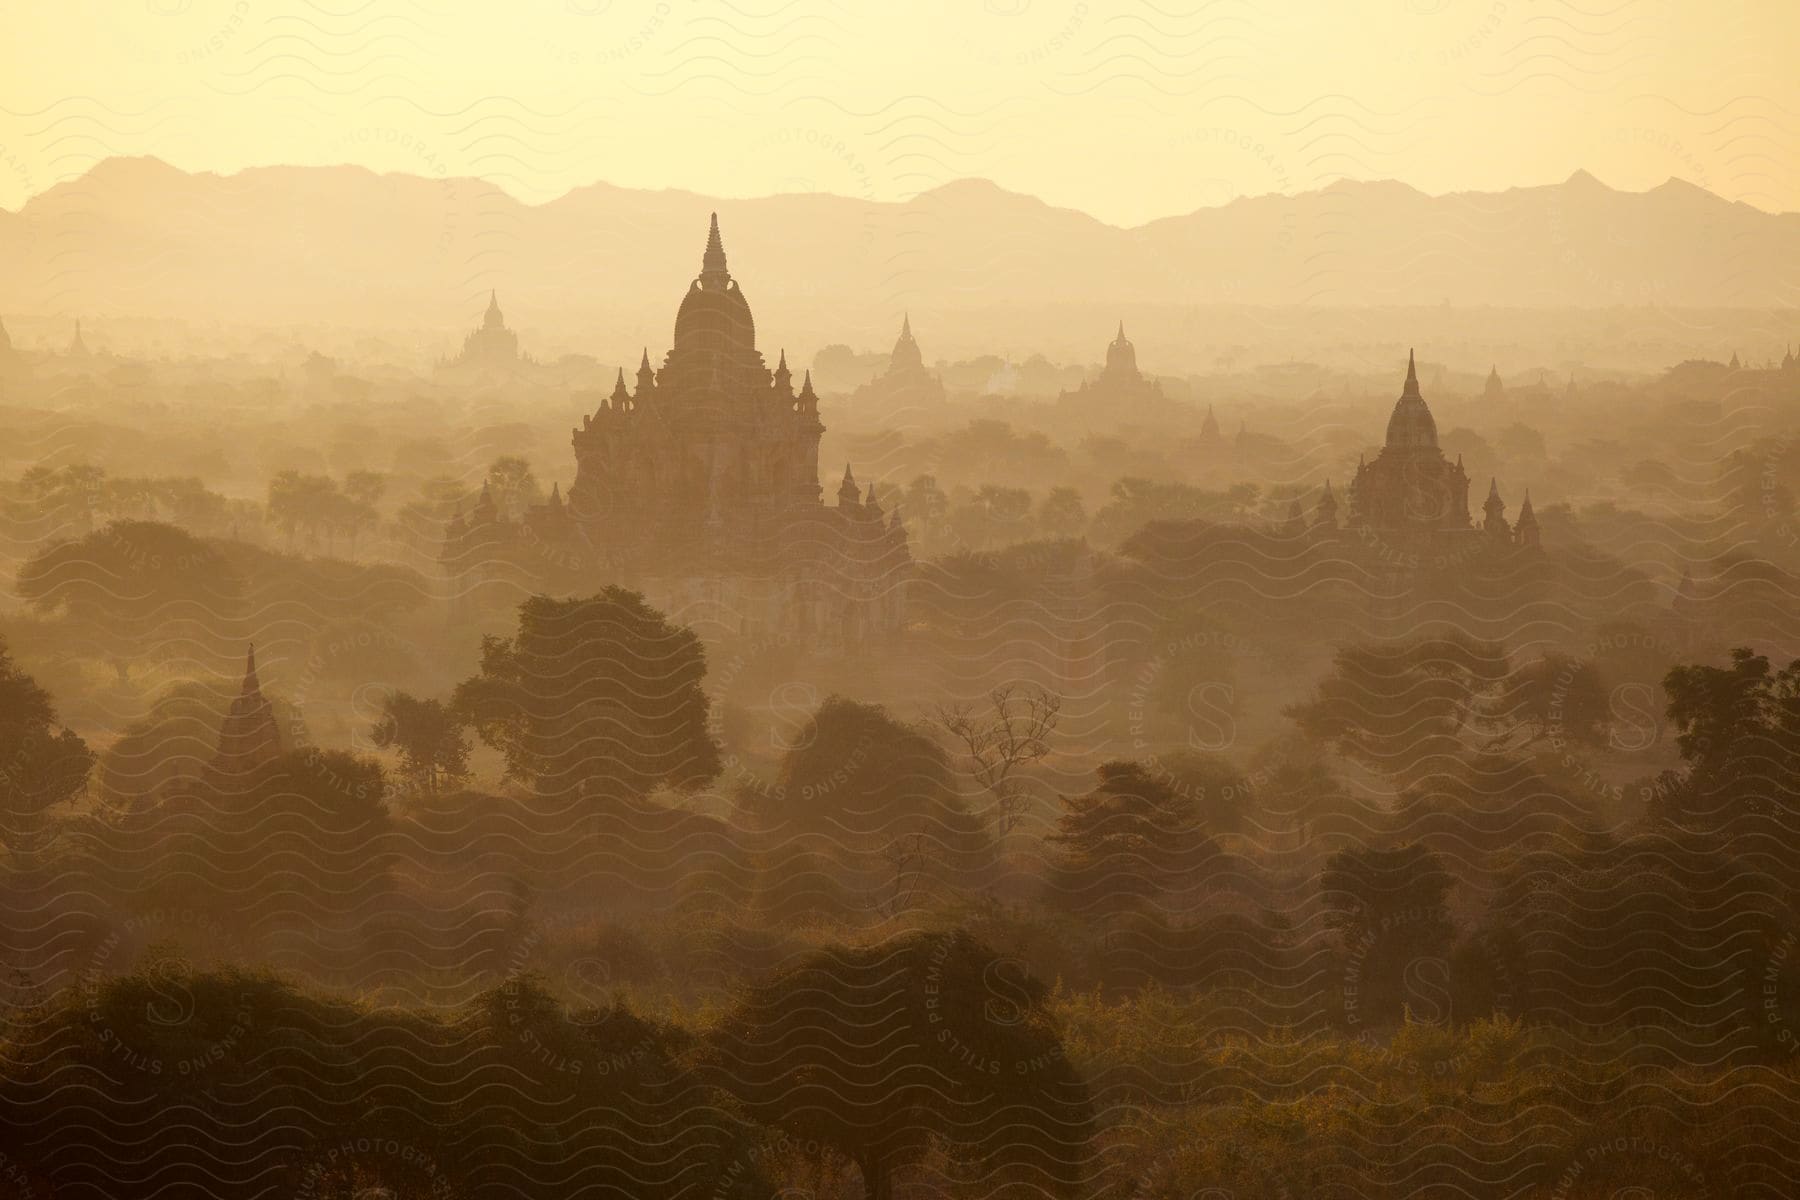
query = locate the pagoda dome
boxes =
[672,213,757,354]
[1384,349,1438,451]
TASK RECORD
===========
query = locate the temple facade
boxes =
[1059,322,1165,404]
[443,215,910,644]
[1348,351,1538,550]
[850,315,946,408]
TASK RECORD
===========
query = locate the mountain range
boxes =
[2,158,1796,363]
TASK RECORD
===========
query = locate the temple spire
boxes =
[1403,348,1419,397]
[700,212,729,288]
[241,644,260,695]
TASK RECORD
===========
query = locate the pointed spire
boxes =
[1403,348,1419,397]
[799,368,817,402]
[700,212,729,287]
[1487,476,1500,500]
[901,313,913,339]
[1115,320,1127,343]
[837,462,860,507]
[240,644,260,695]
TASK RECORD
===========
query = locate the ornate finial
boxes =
[1403,348,1419,396]
[902,313,912,338]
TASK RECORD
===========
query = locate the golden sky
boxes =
[3,0,1797,224]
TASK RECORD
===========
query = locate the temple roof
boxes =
[1384,349,1439,451]
[673,212,756,355]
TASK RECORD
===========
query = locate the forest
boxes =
[2,337,1799,1199]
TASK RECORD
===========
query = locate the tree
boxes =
[15,520,246,682]
[1321,843,1458,1028]
[707,929,1093,1200]
[1287,635,1510,782]
[1502,651,1611,748]
[19,463,106,535]
[485,455,540,520]
[265,470,355,552]
[902,474,948,548]
[934,682,1061,835]
[946,483,1033,551]
[454,590,720,801]
[371,691,471,797]
[0,639,93,860]
[340,469,386,558]
[1659,647,1800,828]
[1045,760,1213,916]
[742,696,985,916]
[1036,486,1088,538]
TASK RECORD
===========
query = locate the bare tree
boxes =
[934,683,1062,835]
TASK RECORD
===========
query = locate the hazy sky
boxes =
[3,1,1797,225]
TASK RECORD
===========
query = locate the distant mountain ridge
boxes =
[2,158,1796,359]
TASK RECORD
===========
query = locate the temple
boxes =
[443,215,910,643]
[442,290,529,370]
[850,314,946,408]
[1059,322,1165,404]
[210,645,283,781]
[1484,364,1504,402]
[1348,350,1537,550]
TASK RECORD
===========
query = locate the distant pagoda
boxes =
[1348,350,1538,550]
[443,290,529,370]
[850,314,947,408]
[1059,322,1165,404]
[210,645,283,780]
[445,214,911,644]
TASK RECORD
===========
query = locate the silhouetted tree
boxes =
[902,474,948,547]
[15,520,245,682]
[1320,843,1457,1028]
[1287,636,1509,782]
[0,639,92,861]
[371,691,470,797]
[740,696,985,916]
[454,590,720,802]
[1037,485,1088,537]
[707,930,1093,1200]
[1659,646,1800,828]
[485,454,540,519]
[1503,651,1610,747]
[934,682,1061,835]
[1045,760,1213,916]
